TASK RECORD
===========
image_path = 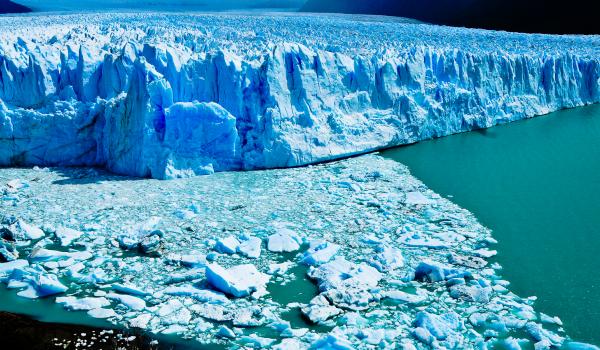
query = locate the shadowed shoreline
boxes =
[0,311,159,349]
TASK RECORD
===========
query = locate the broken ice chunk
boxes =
[449,283,492,303]
[309,257,382,292]
[237,236,262,258]
[29,248,92,262]
[1,219,45,241]
[413,311,460,342]
[217,325,236,339]
[239,335,275,348]
[525,322,564,347]
[268,262,292,275]
[111,283,150,296]
[301,241,340,266]
[384,289,427,304]
[157,299,192,325]
[130,313,153,329]
[405,192,433,205]
[308,257,381,310]
[473,248,498,258]
[399,232,449,249]
[166,252,207,267]
[0,259,28,281]
[414,260,464,282]
[370,245,404,272]
[310,335,353,349]
[15,269,68,299]
[87,308,117,319]
[106,292,146,310]
[56,296,110,311]
[55,226,83,246]
[164,285,229,304]
[301,294,342,323]
[205,263,270,298]
[6,179,29,191]
[0,240,18,262]
[214,235,240,254]
[267,228,301,253]
[116,217,163,254]
[540,313,563,326]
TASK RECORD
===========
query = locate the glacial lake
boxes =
[383,103,600,345]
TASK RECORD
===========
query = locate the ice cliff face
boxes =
[1,13,599,178]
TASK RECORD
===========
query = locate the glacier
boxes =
[0,13,598,179]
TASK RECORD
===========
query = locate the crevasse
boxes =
[1,14,599,179]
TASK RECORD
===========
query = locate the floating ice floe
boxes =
[56,296,111,311]
[302,241,340,266]
[214,236,240,255]
[0,218,45,241]
[267,228,301,253]
[55,226,84,246]
[205,263,270,298]
[237,236,262,259]
[117,217,164,254]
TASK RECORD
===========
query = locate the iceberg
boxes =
[205,263,270,298]
[1,219,45,241]
[56,296,111,311]
[106,292,146,311]
[0,13,597,179]
[267,228,301,253]
[301,240,340,266]
[237,236,262,259]
[54,226,84,246]
[214,236,241,255]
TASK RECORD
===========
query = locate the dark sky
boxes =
[1,0,305,12]
[302,0,598,34]
[0,0,30,13]
[1,0,598,34]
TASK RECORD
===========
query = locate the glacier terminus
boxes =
[0,13,598,179]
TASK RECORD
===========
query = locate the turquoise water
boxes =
[383,104,600,345]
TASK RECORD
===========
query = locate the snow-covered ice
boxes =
[205,263,270,298]
[0,13,598,179]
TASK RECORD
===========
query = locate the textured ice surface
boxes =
[0,13,598,178]
[0,155,594,348]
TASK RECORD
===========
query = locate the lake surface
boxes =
[383,104,600,345]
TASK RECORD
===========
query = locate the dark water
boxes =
[0,285,223,349]
[383,104,600,345]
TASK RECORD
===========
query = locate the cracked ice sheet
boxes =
[0,155,592,349]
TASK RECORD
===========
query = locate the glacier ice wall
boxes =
[1,14,599,178]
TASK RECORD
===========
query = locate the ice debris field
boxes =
[0,155,597,349]
[0,13,598,179]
